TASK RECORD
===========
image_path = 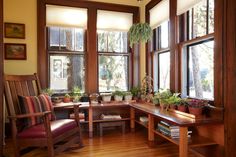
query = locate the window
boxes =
[188,0,214,39]
[46,5,87,92]
[97,31,129,92]
[181,0,215,100]
[48,27,85,92]
[187,40,214,99]
[152,21,170,91]
[97,10,132,92]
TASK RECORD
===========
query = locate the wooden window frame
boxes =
[37,0,139,93]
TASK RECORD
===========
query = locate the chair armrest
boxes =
[8,111,51,120]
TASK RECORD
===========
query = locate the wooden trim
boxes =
[224,0,236,156]
[37,0,47,88]
[37,0,139,91]
[0,0,3,155]
[145,0,162,77]
[86,7,97,93]
[179,33,214,47]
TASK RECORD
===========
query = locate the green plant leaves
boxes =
[128,23,153,47]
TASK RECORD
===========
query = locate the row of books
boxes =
[70,112,85,122]
[139,116,148,126]
[157,121,192,139]
[101,114,122,120]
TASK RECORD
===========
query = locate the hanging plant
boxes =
[128,23,153,47]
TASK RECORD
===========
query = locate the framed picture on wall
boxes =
[4,23,25,39]
[4,43,27,60]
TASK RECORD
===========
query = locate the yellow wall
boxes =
[3,0,150,80]
[4,0,37,75]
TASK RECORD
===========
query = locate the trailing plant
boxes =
[128,23,152,47]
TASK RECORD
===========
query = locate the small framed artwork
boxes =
[4,23,25,39]
[4,43,27,60]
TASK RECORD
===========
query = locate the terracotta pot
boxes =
[63,97,71,103]
[178,105,187,112]
[188,106,203,116]
[170,104,177,110]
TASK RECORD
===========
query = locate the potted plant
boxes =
[128,23,152,47]
[130,86,140,101]
[140,75,153,102]
[187,99,207,116]
[155,89,172,109]
[100,93,112,102]
[113,91,124,102]
[72,86,81,102]
[167,93,182,110]
[63,94,71,103]
[177,98,188,112]
[124,91,133,101]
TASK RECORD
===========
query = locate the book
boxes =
[100,114,122,120]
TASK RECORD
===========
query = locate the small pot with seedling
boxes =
[63,94,71,103]
[177,99,188,112]
[100,93,112,102]
[130,87,141,101]
[72,86,81,102]
[124,91,133,101]
[187,99,207,116]
[113,91,124,102]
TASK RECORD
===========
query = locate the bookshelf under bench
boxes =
[130,103,223,157]
[54,101,131,138]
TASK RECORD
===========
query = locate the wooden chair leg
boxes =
[12,138,20,157]
[47,142,54,157]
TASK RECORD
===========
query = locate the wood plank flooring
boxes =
[4,130,198,157]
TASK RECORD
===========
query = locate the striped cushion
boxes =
[19,95,43,127]
[38,94,55,121]
[19,94,55,127]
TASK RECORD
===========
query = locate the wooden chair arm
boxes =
[8,111,52,120]
[53,103,81,109]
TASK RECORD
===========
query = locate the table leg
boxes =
[130,107,135,132]
[179,127,188,157]
[148,114,154,141]
[89,106,93,138]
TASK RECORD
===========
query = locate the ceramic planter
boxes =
[177,105,187,112]
[102,95,112,102]
[114,95,123,101]
[124,95,132,101]
[188,106,203,116]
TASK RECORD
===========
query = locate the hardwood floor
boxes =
[4,129,198,157]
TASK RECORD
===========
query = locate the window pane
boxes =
[153,53,158,92]
[159,52,170,90]
[60,28,75,51]
[50,55,85,92]
[98,30,107,52]
[188,40,214,99]
[160,21,169,49]
[191,0,207,38]
[97,30,128,53]
[75,29,85,51]
[49,27,60,47]
[99,55,128,92]
[208,0,214,34]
